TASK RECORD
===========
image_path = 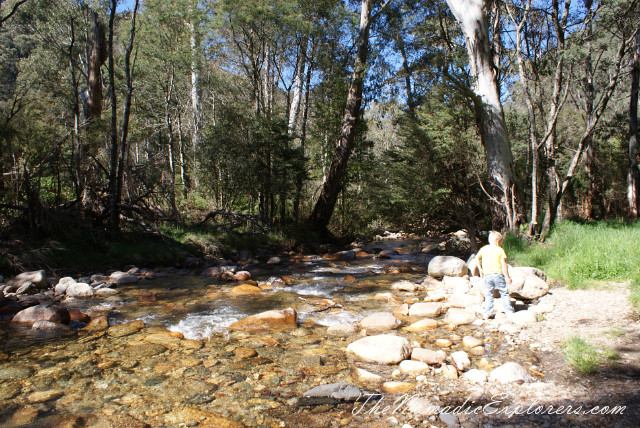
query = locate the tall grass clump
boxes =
[561,336,600,374]
[561,336,622,375]
[503,221,640,289]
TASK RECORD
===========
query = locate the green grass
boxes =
[503,220,640,289]
[604,327,625,338]
[630,276,640,316]
[562,336,600,374]
[561,336,620,375]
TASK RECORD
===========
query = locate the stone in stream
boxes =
[54,277,76,295]
[404,397,439,416]
[16,282,38,295]
[463,369,488,383]
[462,335,483,348]
[451,351,471,371]
[346,334,411,364]
[352,367,382,383]
[427,256,468,278]
[302,383,362,401]
[411,348,446,365]
[5,270,48,292]
[443,308,476,325]
[399,360,430,374]
[377,249,399,259]
[85,315,109,331]
[143,331,202,350]
[113,274,139,285]
[107,319,145,337]
[405,318,438,332]
[442,276,472,293]
[68,309,90,323]
[229,307,297,332]
[489,362,532,384]
[163,406,241,428]
[408,302,442,317]
[425,289,446,302]
[391,280,421,292]
[96,287,119,297]
[393,303,410,316]
[11,305,70,325]
[27,390,64,403]
[382,381,415,394]
[228,284,262,296]
[327,323,358,336]
[0,364,35,380]
[65,283,94,298]
[447,293,483,309]
[359,312,401,331]
[31,320,72,332]
[234,271,252,281]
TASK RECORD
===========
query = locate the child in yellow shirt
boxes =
[476,231,513,318]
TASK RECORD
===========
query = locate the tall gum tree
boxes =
[307,0,377,231]
[445,0,520,232]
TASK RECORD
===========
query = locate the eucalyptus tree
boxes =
[308,0,394,231]
[630,34,639,218]
[445,0,521,232]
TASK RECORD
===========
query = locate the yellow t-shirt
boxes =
[477,244,507,275]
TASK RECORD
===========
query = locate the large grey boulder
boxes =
[507,266,549,300]
[5,270,48,292]
[428,256,468,278]
[346,334,411,364]
[11,305,70,325]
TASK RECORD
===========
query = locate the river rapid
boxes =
[0,238,539,427]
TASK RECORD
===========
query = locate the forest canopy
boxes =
[1,0,638,245]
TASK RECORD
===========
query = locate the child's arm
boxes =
[501,258,512,284]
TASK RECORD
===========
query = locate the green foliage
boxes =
[561,336,600,375]
[504,221,640,289]
[630,276,640,316]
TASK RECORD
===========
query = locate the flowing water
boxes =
[0,239,539,427]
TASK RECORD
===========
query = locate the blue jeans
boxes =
[484,274,513,315]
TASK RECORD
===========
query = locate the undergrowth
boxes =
[503,220,640,290]
[561,336,621,375]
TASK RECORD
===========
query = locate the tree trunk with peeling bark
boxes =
[308,0,371,231]
[629,35,640,218]
[446,0,519,232]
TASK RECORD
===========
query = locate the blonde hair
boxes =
[488,231,503,246]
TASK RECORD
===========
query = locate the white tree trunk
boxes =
[446,0,518,231]
[288,39,308,135]
[189,18,201,184]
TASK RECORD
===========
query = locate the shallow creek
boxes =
[0,240,538,427]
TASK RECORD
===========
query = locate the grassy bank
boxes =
[503,220,640,312]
